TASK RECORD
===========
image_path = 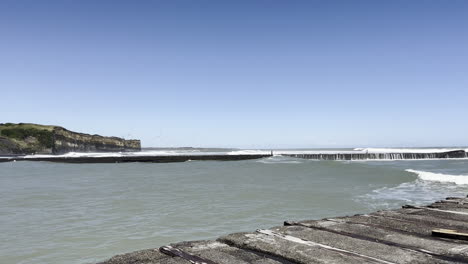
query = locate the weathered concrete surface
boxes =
[287,216,468,261]
[98,196,468,264]
[98,240,293,264]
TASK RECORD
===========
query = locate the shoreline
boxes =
[99,195,468,264]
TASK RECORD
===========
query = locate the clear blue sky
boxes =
[1,0,467,148]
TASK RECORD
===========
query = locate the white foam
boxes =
[355,148,465,153]
[24,152,125,158]
[276,150,357,155]
[357,179,463,210]
[22,149,267,158]
[406,169,468,185]
[227,150,269,155]
[277,147,467,155]
[256,156,303,164]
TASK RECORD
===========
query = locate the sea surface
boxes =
[1,148,468,264]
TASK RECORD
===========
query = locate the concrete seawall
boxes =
[1,150,467,163]
[286,150,468,160]
[0,154,271,163]
[99,196,468,264]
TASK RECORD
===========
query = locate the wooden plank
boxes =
[433,229,468,241]
[160,245,219,264]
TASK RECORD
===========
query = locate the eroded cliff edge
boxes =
[0,123,141,155]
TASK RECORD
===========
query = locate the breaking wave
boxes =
[354,148,467,153]
[227,150,269,155]
[256,156,303,164]
[406,169,468,185]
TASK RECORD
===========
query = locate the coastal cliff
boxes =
[0,123,141,155]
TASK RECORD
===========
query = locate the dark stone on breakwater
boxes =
[3,154,271,163]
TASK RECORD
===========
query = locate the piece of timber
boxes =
[433,229,468,241]
[159,246,219,264]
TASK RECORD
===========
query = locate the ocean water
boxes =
[1,149,468,264]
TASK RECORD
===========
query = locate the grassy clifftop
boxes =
[0,123,55,131]
[0,123,56,154]
[0,123,141,155]
[0,123,54,150]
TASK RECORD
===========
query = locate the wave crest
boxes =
[354,148,466,153]
[406,169,468,185]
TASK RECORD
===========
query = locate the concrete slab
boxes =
[98,240,291,264]
[270,225,453,264]
[289,218,468,262]
[219,231,366,264]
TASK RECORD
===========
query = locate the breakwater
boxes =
[0,154,271,163]
[1,150,467,163]
[100,195,468,264]
[285,150,468,160]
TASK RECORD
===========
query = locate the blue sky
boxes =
[1,0,467,148]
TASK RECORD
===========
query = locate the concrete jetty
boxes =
[99,196,468,264]
[0,154,271,163]
[285,150,467,160]
[1,149,467,163]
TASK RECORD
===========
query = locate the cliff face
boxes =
[0,123,141,155]
[0,136,22,155]
[53,127,141,154]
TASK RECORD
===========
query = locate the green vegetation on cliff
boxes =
[0,126,54,148]
[0,123,55,154]
[0,123,141,155]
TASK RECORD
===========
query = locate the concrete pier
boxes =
[0,154,271,163]
[286,150,467,160]
[1,149,466,163]
[99,196,468,264]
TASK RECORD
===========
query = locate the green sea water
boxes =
[1,156,468,263]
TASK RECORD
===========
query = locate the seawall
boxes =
[285,150,468,160]
[1,150,467,163]
[0,154,271,163]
